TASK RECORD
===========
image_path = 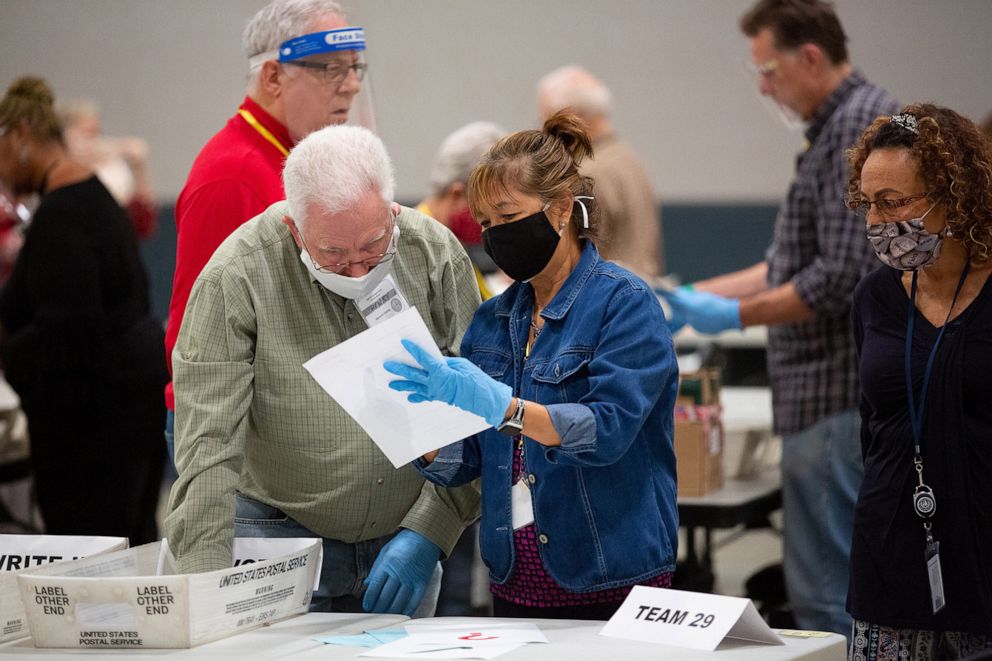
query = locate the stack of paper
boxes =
[361,621,549,659]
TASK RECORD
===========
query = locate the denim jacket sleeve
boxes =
[414,435,484,487]
[542,286,676,468]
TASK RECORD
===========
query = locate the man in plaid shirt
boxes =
[659,0,898,639]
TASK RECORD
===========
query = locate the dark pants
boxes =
[29,380,165,546]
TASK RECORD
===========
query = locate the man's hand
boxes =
[656,288,742,334]
[384,339,512,428]
[362,529,440,616]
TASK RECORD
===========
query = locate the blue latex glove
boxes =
[656,288,688,334]
[384,339,513,428]
[362,529,440,616]
[656,288,742,335]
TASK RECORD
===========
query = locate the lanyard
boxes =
[903,263,968,616]
[237,109,290,157]
[904,262,970,457]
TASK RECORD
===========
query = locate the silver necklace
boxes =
[530,318,543,339]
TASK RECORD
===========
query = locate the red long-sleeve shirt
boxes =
[164,97,290,410]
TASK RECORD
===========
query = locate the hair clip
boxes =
[890,114,919,135]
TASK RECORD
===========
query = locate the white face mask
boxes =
[299,223,400,299]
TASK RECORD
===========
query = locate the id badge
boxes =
[356,274,409,327]
[511,479,535,531]
[925,540,946,614]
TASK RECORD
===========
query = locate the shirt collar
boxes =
[494,241,601,321]
[240,96,293,154]
[803,70,867,145]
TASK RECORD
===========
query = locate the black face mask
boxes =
[483,208,560,282]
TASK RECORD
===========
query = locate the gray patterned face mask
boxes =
[866,203,945,270]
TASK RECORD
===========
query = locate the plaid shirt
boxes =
[765,71,899,436]
[166,202,482,574]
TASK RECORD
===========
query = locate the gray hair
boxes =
[429,121,506,195]
[537,65,612,119]
[56,98,100,130]
[242,0,347,85]
[283,124,394,226]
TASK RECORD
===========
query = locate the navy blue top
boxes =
[850,264,992,634]
[418,242,679,592]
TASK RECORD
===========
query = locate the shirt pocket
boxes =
[531,349,593,403]
[469,349,512,381]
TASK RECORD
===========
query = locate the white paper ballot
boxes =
[402,621,549,644]
[303,307,490,468]
[361,621,546,658]
[360,637,527,659]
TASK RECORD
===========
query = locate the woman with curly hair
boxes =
[846,104,992,659]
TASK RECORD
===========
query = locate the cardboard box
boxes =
[15,538,320,649]
[0,534,128,643]
[674,404,724,497]
[676,368,721,407]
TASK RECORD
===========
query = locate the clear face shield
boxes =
[743,57,806,133]
[249,26,377,135]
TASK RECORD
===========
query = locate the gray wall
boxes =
[1,0,990,204]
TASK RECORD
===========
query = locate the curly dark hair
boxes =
[847,103,992,265]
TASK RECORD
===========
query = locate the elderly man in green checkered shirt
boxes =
[165,124,481,617]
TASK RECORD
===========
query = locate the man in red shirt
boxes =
[165,0,367,464]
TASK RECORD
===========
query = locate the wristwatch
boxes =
[496,398,525,436]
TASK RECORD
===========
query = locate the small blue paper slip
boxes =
[315,629,408,648]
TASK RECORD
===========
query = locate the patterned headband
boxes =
[889,114,919,135]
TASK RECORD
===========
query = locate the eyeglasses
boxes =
[298,212,395,275]
[848,192,930,218]
[284,59,367,85]
[748,58,780,79]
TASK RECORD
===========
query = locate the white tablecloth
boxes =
[1,613,845,660]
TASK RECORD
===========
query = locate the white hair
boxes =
[242,0,347,86]
[428,121,506,195]
[283,124,395,226]
[57,98,100,129]
[537,65,612,119]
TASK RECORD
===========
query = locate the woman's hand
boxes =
[383,339,512,428]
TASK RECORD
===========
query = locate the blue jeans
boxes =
[781,408,862,639]
[233,493,442,616]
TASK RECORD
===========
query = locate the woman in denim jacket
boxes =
[384,111,678,620]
